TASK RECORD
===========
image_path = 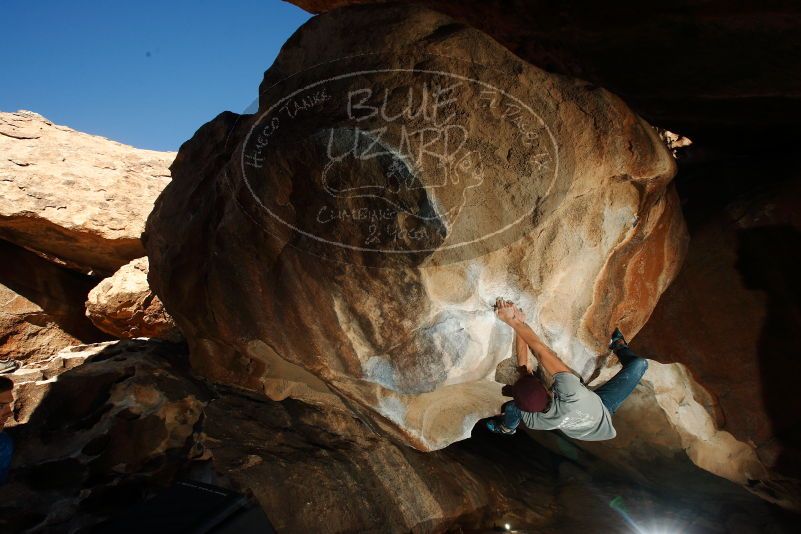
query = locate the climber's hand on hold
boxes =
[495,298,518,325]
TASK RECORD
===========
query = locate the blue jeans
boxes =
[0,431,12,484]
[594,347,649,415]
[499,347,648,428]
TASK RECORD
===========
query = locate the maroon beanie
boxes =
[502,374,549,412]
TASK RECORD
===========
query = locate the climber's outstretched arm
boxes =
[495,299,572,376]
[514,332,530,372]
[510,320,572,376]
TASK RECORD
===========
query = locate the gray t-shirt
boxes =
[520,372,616,441]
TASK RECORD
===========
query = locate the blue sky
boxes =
[0,0,311,151]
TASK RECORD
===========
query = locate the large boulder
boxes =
[0,110,175,275]
[145,4,685,451]
[85,257,181,341]
[282,1,801,509]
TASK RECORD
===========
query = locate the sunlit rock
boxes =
[0,240,109,363]
[0,110,174,275]
[85,257,181,341]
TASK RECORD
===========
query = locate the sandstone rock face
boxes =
[632,154,801,508]
[514,152,801,511]
[145,4,685,451]
[493,344,788,507]
[575,358,790,508]
[85,257,181,341]
[0,240,109,362]
[0,111,175,275]
[279,1,801,510]
[2,340,791,533]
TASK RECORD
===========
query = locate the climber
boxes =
[485,298,648,441]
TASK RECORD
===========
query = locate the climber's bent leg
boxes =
[486,400,522,435]
[594,347,649,415]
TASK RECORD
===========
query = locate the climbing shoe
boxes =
[485,418,516,436]
[0,359,19,374]
[609,328,628,351]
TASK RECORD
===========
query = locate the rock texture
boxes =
[632,152,801,508]
[562,358,792,509]
[0,110,174,275]
[145,4,686,451]
[1,1,797,528]
[85,257,181,341]
[0,239,110,362]
[1,339,793,533]
[1,340,207,533]
[277,0,801,511]
[288,0,801,150]
[508,151,801,511]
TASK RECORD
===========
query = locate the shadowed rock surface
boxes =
[288,0,801,151]
[1,339,797,533]
[145,3,685,453]
[633,151,801,508]
[0,110,175,275]
[498,148,801,511]
[0,240,111,363]
[1,340,207,533]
